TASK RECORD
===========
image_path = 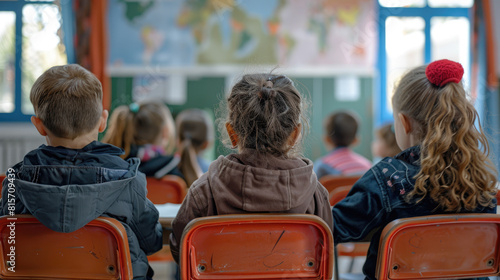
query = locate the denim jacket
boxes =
[332,146,496,280]
[0,141,163,279]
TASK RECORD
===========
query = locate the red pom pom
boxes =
[425,59,464,87]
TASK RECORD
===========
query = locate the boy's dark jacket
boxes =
[332,146,496,280]
[0,141,162,280]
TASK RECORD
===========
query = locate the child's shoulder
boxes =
[21,141,135,172]
[370,147,421,196]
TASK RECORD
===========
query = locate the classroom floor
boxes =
[150,262,176,280]
[149,256,367,280]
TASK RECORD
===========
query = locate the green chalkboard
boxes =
[109,75,374,164]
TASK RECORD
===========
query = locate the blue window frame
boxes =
[0,0,73,122]
[377,3,472,125]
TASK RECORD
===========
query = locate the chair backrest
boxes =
[329,185,352,206]
[180,214,334,280]
[319,175,361,193]
[146,175,187,204]
[0,214,133,279]
[376,214,500,280]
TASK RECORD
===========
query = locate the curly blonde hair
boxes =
[392,65,497,212]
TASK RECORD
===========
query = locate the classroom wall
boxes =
[107,0,377,162]
[110,75,374,162]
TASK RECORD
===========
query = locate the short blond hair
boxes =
[30,64,103,139]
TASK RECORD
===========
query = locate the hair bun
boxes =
[425,59,464,87]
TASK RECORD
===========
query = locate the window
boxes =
[0,0,69,121]
[377,0,472,125]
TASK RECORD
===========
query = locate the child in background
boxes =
[169,73,333,263]
[175,108,214,186]
[332,59,497,280]
[102,101,184,179]
[1,64,162,280]
[371,123,401,163]
[313,111,372,178]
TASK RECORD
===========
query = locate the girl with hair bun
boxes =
[169,73,333,263]
[332,59,497,280]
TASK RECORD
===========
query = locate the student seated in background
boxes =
[371,123,401,163]
[313,111,372,178]
[332,59,497,280]
[175,108,214,187]
[0,64,162,280]
[169,73,333,263]
[102,101,184,180]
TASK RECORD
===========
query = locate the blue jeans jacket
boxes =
[332,146,496,280]
[1,141,162,279]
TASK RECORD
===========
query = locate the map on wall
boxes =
[108,0,375,68]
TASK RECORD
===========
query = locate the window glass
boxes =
[379,0,425,7]
[0,12,16,113]
[428,0,473,8]
[431,17,470,89]
[22,4,67,114]
[386,17,425,112]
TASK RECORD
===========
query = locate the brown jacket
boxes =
[169,151,333,263]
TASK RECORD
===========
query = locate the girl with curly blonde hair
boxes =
[332,59,497,280]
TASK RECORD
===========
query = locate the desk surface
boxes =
[156,203,179,245]
[156,203,181,218]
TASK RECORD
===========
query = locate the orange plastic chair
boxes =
[329,185,352,206]
[146,175,187,204]
[376,213,500,280]
[329,185,370,276]
[319,175,361,194]
[180,214,334,280]
[0,214,132,279]
[146,175,187,263]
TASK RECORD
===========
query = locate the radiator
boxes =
[0,138,42,175]
[0,124,44,175]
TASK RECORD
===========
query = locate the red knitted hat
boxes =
[425,59,464,87]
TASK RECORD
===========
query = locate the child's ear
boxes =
[398,113,413,134]
[288,124,302,147]
[200,141,209,151]
[98,109,109,133]
[323,135,335,149]
[351,136,360,147]
[225,122,239,147]
[31,116,47,136]
[163,125,169,138]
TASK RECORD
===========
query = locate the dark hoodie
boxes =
[0,141,162,279]
[169,150,333,263]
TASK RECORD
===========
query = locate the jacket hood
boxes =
[207,151,318,212]
[13,141,144,233]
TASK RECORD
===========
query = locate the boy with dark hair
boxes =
[1,64,162,280]
[313,111,371,179]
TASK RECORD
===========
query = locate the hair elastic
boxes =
[129,103,140,113]
[425,59,464,87]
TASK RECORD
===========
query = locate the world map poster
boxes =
[107,0,376,68]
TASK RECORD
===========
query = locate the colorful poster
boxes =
[108,0,375,68]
